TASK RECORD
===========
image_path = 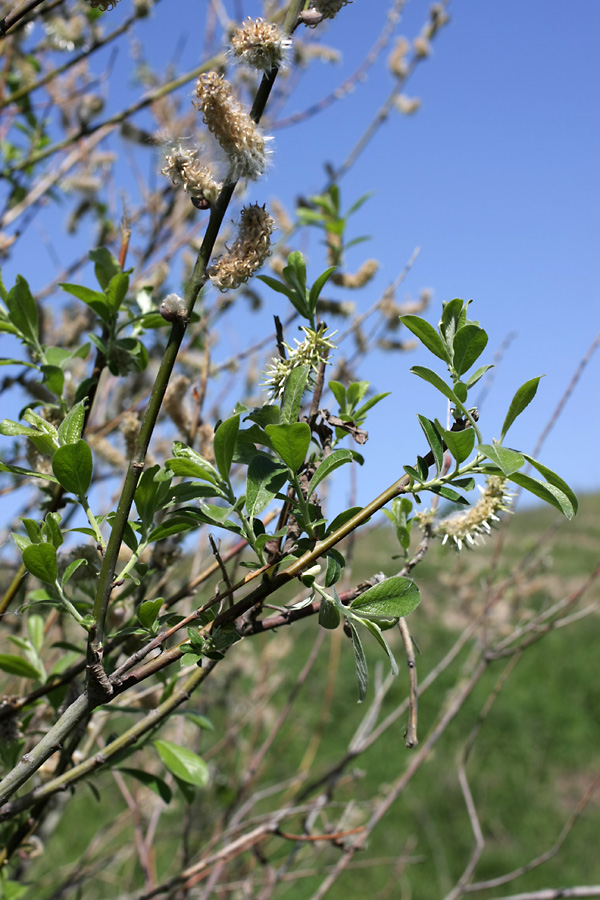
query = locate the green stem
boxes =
[53,581,88,630]
[80,496,105,550]
[237,511,267,567]
[89,23,291,660]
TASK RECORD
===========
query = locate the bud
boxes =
[160,293,189,324]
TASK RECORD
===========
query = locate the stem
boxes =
[81,496,105,550]
[54,581,88,629]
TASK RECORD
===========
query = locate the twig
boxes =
[397,617,418,747]
[464,772,600,895]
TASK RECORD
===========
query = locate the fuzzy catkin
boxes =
[194,73,270,181]
[231,18,291,71]
[208,204,275,291]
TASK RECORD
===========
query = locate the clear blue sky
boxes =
[1,0,598,522]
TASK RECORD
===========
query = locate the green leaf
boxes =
[348,621,368,702]
[440,298,467,347]
[6,275,39,347]
[435,421,476,464]
[307,449,354,498]
[40,365,64,397]
[324,549,344,586]
[280,365,310,424]
[308,266,337,316]
[350,576,420,620]
[429,485,469,504]
[452,324,488,376]
[329,380,347,411]
[22,543,57,585]
[346,381,369,409]
[283,251,307,298]
[118,767,172,804]
[105,272,129,313]
[147,518,196,542]
[401,315,448,362]
[213,414,240,482]
[410,366,459,405]
[52,440,93,496]
[325,506,363,535]
[245,455,289,519]
[28,614,45,653]
[354,391,390,422]
[500,376,544,441]
[0,461,59,483]
[318,595,340,629]
[89,247,122,291]
[0,654,42,680]
[417,416,444,474]
[60,283,111,323]
[137,597,164,630]
[154,740,209,787]
[360,619,398,675]
[508,472,576,519]
[62,558,88,587]
[521,454,578,515]
[265,422,311,472]
[479,443,525,477]
[465,364,493,389]
[58,400,86,446]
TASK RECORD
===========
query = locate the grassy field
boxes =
[23,495,600,899]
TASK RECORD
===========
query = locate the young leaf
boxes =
[452,324,488,376]
[500,376,544,441]
[328,380,347,412]
[280,365,310,424]
[521,454,578,515]
[6,276,39,347]
[22,543,58,585]
[283,251,307,298]
[58,400,86,446]
[417,416,444,474]
[118,768,172,804]
[350,576,420,620]
[245,455,289,519]
[213,414,240,482]
[307,449,354,498]
[0,654,42,680]
[401,315,448,362]
[478,443,525,477]
[137,597,164,631]
[52,440,93,496]
[62,558,88,587]
[0,461,59,484]
[154,740,210,787]
[89,246,122,291]
[508,472,576,519]
[265,422,311,472]
[435,420,476,464]
[60,283,111,324]
[308,266,337,316]
[40,365,64,397]
[465,364,493,389]
[410,366,459,405]
[105,272,129,313]
[318,595,340,629]
[360,619,399,676]
[348,621,368,702]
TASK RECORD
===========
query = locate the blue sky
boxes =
[1,0,598,524]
